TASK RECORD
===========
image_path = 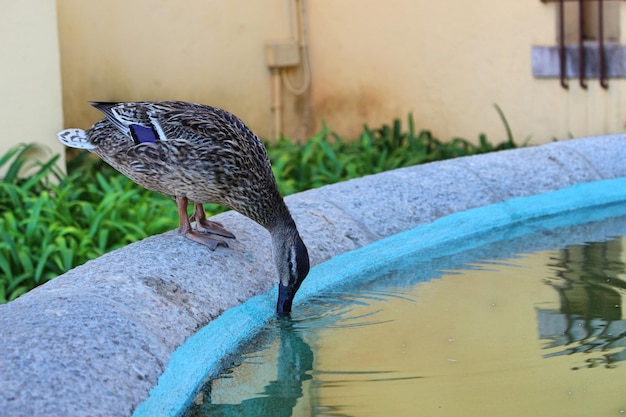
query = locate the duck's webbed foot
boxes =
[182,229,229,251]
[191,203,236,239]
[176,197,233,251]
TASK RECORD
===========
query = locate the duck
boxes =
[57,101,310,315]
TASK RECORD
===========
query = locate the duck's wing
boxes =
[89,101,270,167]
[90,101,165,144]
[149,102,272,164]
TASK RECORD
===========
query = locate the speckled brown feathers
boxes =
[85,101,287,228]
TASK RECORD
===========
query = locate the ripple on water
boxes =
[290,289,417,329]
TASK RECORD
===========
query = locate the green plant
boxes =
[0,144,182,302]
[267,111,519,195]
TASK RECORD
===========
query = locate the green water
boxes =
[184,218,626,417]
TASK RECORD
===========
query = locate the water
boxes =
[184,218,626,417]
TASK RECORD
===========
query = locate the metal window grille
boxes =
[541,0,620,89]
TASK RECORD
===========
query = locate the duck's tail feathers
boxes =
[57,129,96,150]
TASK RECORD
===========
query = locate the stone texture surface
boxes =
[0,135,625,416]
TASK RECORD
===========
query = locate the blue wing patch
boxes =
[129,124,158,144]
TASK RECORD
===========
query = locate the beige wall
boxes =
[57,0,626,145]
[58,0,295,138]
[0,0,64,171]
[308,0,626,143]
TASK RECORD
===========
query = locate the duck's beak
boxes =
[277,284,296,316]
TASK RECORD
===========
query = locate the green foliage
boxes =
[0,114,520,302]
[0,144,180,302]
[268,113,518,195]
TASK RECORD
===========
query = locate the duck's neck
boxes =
[267,203,304,280]
[259,195,295,232]
[266,202,298,237]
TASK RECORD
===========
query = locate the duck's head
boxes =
[272,229,310,316]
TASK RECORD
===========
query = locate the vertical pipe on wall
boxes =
[271,68,283,140]
[281,0,311,96]
[268,0,310,140]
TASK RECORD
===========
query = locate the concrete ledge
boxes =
[1,135,625,417]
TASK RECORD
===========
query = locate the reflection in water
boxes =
[184,231,626,417]
[184,319,313,417]
[539,238,626,369]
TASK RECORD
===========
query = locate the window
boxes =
[562,0,619,43]
[533,0,625,89]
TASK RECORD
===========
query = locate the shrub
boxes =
[268,113,517,195]
[0,145,182,302]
